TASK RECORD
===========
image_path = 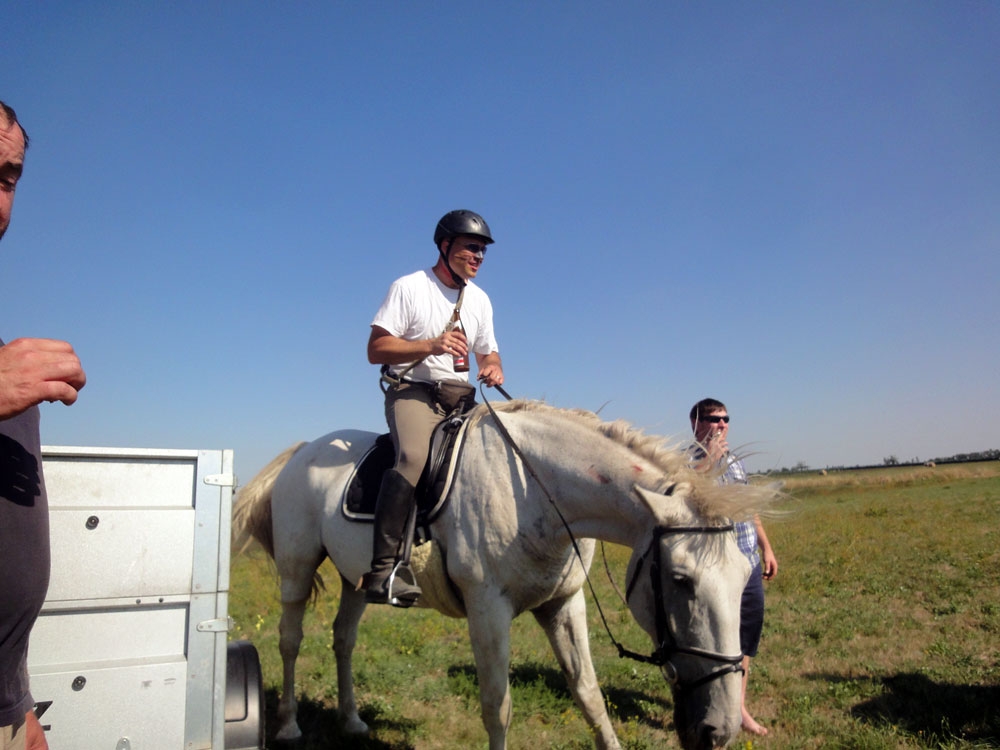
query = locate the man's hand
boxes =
[0,338,86,420]
[761,546,778,581]
[434,328,469,360]
[755,518,778,581]
[25,709,48,750]
[475,352,504,387]
[705,431,729,462]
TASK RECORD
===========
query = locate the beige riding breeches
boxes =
[384,382,448,486]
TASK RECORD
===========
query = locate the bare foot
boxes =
[742,710,769,736]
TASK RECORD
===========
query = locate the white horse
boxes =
[232,398,776,750]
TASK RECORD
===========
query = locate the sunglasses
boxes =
[700,415,730,424]
[461,242,487,256]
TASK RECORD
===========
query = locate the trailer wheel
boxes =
[224,640,265,750]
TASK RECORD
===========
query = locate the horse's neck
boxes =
[488,409,675,549]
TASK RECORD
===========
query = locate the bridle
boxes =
[479,385,745,692]
[621,524,745,692]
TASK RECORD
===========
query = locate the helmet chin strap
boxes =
[439,238,467,289]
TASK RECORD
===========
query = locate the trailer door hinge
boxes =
[204,473,235,487]
[197,616,234,633]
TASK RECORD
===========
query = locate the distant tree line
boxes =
[766,448,999,475]
[924,448,1000,465]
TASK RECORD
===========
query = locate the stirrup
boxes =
[386,561,422,607]
[364,561,422,608]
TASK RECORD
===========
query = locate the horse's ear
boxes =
[633,483,692,522]
[632,485,659,515]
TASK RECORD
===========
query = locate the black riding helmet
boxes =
[434,210,494,247]
[434,210,494,288]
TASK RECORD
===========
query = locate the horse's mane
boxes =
[471,399,781,522]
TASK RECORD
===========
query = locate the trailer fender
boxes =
[225,640,265,750]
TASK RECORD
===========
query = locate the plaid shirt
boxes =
[722,455,760,567]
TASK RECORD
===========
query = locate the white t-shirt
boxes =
[372,268,499,384]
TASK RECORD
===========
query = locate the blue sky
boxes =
[3,1,997,481]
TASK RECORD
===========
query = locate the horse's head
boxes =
[626,484,751,750]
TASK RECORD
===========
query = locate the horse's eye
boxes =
[671,573,694,592]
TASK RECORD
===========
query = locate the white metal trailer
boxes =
[26,446,263,750]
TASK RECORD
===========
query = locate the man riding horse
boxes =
[361,209,505,606]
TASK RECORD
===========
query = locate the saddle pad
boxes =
[343,434,394,518]
[411,540,466,618]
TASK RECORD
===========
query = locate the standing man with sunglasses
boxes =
[690,398,777,737]
[361,210,504,606]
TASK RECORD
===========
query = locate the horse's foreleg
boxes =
[333,575,369,734]
[275,598,307,741]
[466,600,515,750]
[532,589,622,750]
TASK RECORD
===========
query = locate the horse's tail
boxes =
[232,441,308,559]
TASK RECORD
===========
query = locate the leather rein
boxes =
[479,385,744,692]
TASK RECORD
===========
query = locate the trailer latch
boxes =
[197,616,234,633]
[204,473,236,487]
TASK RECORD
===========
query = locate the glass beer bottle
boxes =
[450,317,469,372]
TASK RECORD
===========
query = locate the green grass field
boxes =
[229,461,1000,749]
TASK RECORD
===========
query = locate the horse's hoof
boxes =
[275,723,303,741]
[343,715,369,735]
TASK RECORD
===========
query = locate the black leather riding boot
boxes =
[363,469,422,606]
